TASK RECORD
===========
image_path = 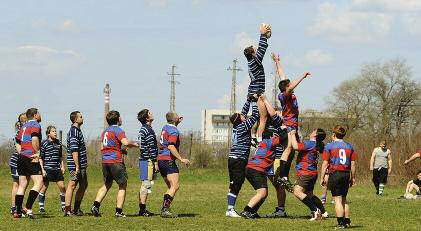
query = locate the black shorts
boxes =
[17,156,42,177]
[158,160,179,178]
[44,169,64,182]
[228,158,248,192]
[245,168,268,190]
[102,163,128,185]
[295,174,318,193]
[328,171,351,197]
[373,168,388,184]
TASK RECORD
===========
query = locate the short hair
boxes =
[70,111,80,123]
[230,113,242,127]
[278,79,291,92]
[417,170,421,175]
[106,110,120,125]
[137,109,149,124]
[26,108,38,120]
[166,111,177,123]
[46,125,56,136]
[243,46,254,60]
[316,128,326,142]
[333,125,347,139]
[380,140,387,146]
[15,113,27,131]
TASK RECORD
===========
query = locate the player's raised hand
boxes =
[271,53,280,62]
[289,129,297,136]
[260,23,270,34]
[404,159,409,165]
[303,72,311,78]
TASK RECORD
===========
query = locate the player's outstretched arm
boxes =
[287,72,311,93]
[168,145,190,166]
[289,130,299,150]
[241,100,251,116]
[255,23,270,64]
[272,53,286,81]
[244,102,259,130]
[404,153,421,165]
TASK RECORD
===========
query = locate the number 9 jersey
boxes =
[322,140,357,173]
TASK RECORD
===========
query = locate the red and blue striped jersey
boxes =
[15,120,41,158]
[295,140,318,176]
[158,124,180,161]
[278,91,299,127]
[246,136,280,173]
[322,140,357,173]
[101,125,127,164]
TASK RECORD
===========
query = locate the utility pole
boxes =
[103,83,111,129]
[227,59,242,146]
[167,65,180,112]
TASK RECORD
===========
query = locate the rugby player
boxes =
[137,109,159,216]
[320,125,357,229]
[38,125,66,213]
[9,113,27,214]
[290,129,328,221]
[226,96,258,217]
[13,108,43,219]
[91,111,139,217]
[158,112,190,218]
[403,170,421,199]
[243,23,271,144]
[369,141,392,196]
[272,53,311,191]
[64,111,88,216]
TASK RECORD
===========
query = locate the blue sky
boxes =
[1,0,421,140]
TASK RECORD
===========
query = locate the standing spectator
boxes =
[370,141,392,196]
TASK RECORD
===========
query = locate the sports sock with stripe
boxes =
[39,193,45,209]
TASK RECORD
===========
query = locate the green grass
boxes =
[0,166,420,230]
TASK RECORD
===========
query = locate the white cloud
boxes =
[352,0,421,12]
[0,45,86,75]
[284,49,333,67]
[57,20,80,33]
[309,2,392,43]
[231,32,256,54]
[144,0,167,7]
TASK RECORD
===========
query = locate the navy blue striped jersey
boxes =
[241,100,250,117]
[9,133,19,169]
[247,34,268,94]
[40,139,63,170]
[229,102,259,160]
[66,126,88,170]
[138,124,158,161]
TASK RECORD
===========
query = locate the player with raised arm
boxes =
[240,96,285,219]
[9,113,27,215]
[13,108,43,219]
[137,109,159,216]
[404,149,421,165]
[290,129,328,221]
[64,111,88,216]
[243,23,271,145]
[370,141,392,196]
[320,125,357,229]
[272,53,311,192]
[91,111,139,217]
[158,112,190,218]
[226,96,259,217]
[38,125,66,213]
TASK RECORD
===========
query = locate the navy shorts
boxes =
[158,160,179,178]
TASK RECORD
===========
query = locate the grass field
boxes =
[0,166,420,231]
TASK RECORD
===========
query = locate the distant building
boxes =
[201,109,231,143]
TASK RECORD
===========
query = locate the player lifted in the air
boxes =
[243,23,271,145]
[271,53,310,191]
